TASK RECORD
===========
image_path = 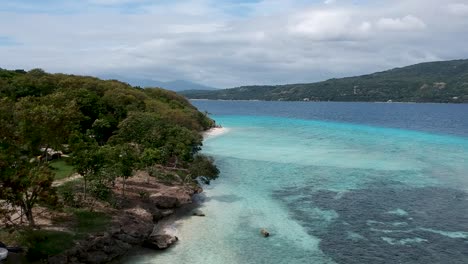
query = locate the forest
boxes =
[182,59,468,103]
[0,68,218,260]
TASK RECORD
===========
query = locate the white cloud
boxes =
[377,15,426,31]
[448,3,468,16]
[0,0,467,87]
[289,10,370,40]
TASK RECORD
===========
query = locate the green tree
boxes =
[70,136,105,200]
[105,144,139,197]
[0,160,57,226]
[189,154,219,184]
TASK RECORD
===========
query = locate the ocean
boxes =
[126,101,468,264]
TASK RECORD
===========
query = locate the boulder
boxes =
[143,234,179,250]
[260,228,270,237]
[152,210,165,222]
[192,210,206,217]
[150,195,181,209]
[161,210,175,217]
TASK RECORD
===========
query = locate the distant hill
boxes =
[101,76,217,92]
[181,59,468,103]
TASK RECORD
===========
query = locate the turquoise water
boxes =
[127,111,468,264]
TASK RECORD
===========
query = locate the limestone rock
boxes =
[143,234,179,250]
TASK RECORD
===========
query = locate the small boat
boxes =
[0,247,8,261]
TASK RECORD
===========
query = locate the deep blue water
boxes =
[193,100,468,137]
[128,101,468,264]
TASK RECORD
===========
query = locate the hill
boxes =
[181,59,468,103]
[0,67,219,231]
[100,75,217,92]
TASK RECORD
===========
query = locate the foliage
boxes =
[22,229,75,261]
[189,154,220,184]
[0,160,57,226]
[49,159,75,180]
[72,209,111,234]
[7,209,111,261]
[70,135,106,200]
[0,67,218,226]
[182,59,468,103]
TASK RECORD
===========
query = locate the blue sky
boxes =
[1,0,468,87]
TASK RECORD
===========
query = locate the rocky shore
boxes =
[48,173,203,264]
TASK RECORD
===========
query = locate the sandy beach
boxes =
[203,127,231,138]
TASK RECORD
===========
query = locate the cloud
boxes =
[289,9,371,41]
[448,3,468,16]
[324,0,336,5]
[0,0,467,87]
[377,15,426,31]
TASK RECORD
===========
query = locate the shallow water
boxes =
[126,102,468,264]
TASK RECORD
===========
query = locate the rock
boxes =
[161,209,175,217]
[150,195,181,209]
[84,251,108,263]
[260,228,270,237]
[149,185,196,209]
[152,210,165,222]
[47,183,202,263]
[48,254,68,264]
[192,210,206,217]
[143,234,179,250]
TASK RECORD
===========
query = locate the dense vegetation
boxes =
[182,59,468,103]
[0,68,218,228]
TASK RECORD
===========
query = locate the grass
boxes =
[21,229,75,261]
[1,208,112,262]
[73,210,111,234]
[0,229,22,246]
[0,228,74,261]
[49,159,75,180]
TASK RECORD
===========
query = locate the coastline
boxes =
[116,193,206,263]
[190,99,467,104]
[47,173,206,264]
[47,127,223,263]
[203,126,230,138]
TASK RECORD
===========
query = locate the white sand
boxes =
[203,127,230,139]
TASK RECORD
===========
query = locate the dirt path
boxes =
[52,173,81,187]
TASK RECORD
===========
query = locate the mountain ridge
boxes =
[181,59,468,103]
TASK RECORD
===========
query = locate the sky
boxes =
[1,0,468,88]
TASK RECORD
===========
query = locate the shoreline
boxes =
[190,99,467,105]
[116,192,206,262]
[203,126,231,138]
[47,173,206,264]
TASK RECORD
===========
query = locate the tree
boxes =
[15,93,81,155]
[0,160,56,226]
[104,144,139,198]
[70,135,105,200]
[0,98,67,226]
[189,154,219,184]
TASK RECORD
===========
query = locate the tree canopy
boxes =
[0,68,218,226]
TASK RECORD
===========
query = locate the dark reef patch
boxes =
[274,186,468,264]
